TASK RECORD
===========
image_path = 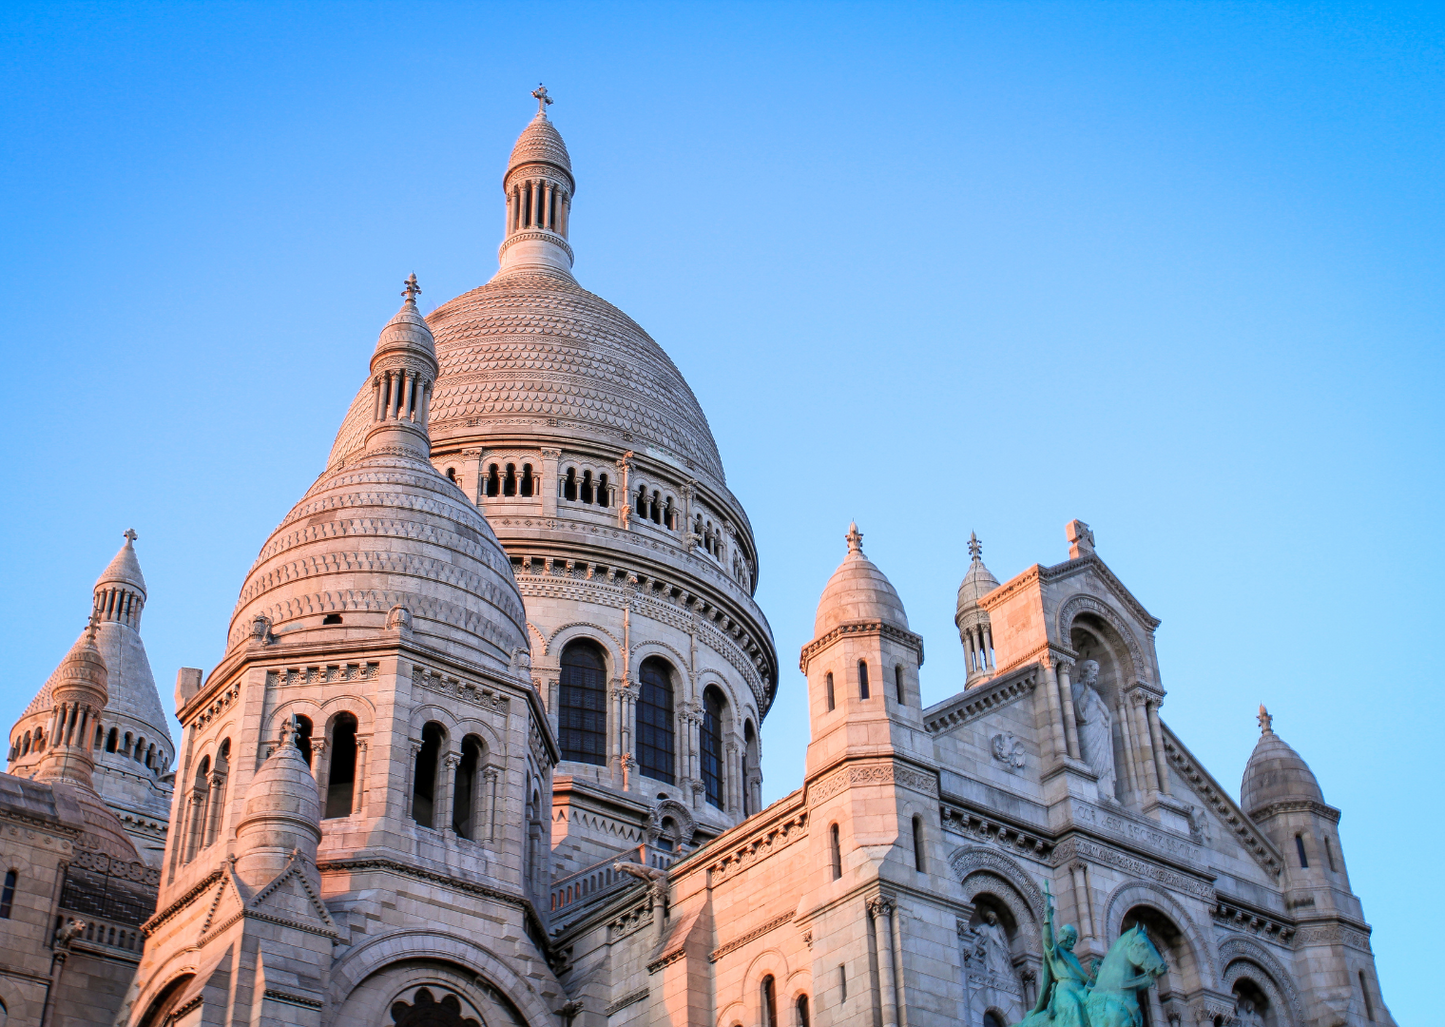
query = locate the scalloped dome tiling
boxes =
[327,270,725,482]
[509,113,572,176]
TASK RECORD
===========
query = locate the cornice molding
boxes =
[1160,726,1284,878]
[923,666,1040,734]
[799,620,924,672]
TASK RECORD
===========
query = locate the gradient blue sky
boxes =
[2,2,1439,1019]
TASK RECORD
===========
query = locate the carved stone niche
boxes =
[645,798,696,853]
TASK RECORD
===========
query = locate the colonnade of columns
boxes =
[372,367,431,426]
[404,743,501,844]
[508,178,570,236]
[963,621,995,678]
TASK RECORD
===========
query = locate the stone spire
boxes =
[364,274,439,456]
[497,85,576,278]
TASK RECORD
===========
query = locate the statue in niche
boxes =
[1071,661,1116,800]
[979,909,1014,978]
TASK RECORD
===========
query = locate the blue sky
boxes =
[2,2,1439,1019]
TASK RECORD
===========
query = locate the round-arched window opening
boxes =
[323,614,343,625]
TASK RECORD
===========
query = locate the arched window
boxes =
[94,724,104,749]
[581,470,595,504]
[0,870,17,918]
[445,466,456,482]
[912,815,926,872]
[795,994,810,1027]
[837,965,847,1002]
[454,735,483,838]
[650,490,662,524]
[559,640,607,765]
[895,665,905,704]
[503,463,517,496]
[761,975,777,1027]
[202,739,231,849]
[133,736,146,761]
[1295,833,1309,868]
[145,743,156,771]
[637,657,675,784]
[825,672,835,711]
[411,722,444,828]
[563,467,578,501]
[184,755,211,863]
[1324,835,1337,872]
[597,472,610,507]
[701,686,725,809]
[20,734,29,757]
[485,464,500,497]
[33,729,43,753]
[294,716,314,766]
[325,714,358,819]
[664,496,675,528]
[1359,971,1375,1022]
[858,660,870,700]
[829,823,842,880]
[520,463,534,497]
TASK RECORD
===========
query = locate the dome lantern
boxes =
[364,274,439,456]
[498,85,577,278]
[955,532,1000,684]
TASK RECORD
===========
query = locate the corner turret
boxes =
[955,532,1000,685]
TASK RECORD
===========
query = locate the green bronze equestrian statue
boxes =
[1012,881,1167,1027]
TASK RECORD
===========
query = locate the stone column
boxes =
[983,625,995,668]
[1129,693,1159,800]
[1038,664,1066,765]
[437,753,459,833]
[1145,699,1171,795]
[203,771,226,847]
[353,739,368,817]
[870,899,899,1027]
[622,683,639,792]
[725,742,740,816]
[540,448,560,517]
[1056,660,1081,761]
[1115,701,1139,797]
[310,737,329,806]
[402,742,421,819]
[483,766,500,842]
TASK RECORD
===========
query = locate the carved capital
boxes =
[442,753,462,770]
[867,897,895,919]
[540,448,562,460]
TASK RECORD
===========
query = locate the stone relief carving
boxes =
[992,732,1027,769]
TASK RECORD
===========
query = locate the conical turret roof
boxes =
[1241,706,1325,815]
[96,530,146,593]
[956,532,1000,614]
[814,523,910,637]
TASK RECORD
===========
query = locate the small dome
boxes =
[955,533,1000,616]
[509,112,572,179]
[239,737,322,831]
[52,628,108,702]
[95,531,146,593]
[814,523,909,637]
[1241,706,1324,814]
[373,285,436,363]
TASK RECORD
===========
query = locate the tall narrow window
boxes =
[295,716,314,766]
[829,823,842,880]
[520,464,534,497]
[825,672,835,711]
[1295,833,1309,868]
[581,470,595,504]
[0,870,17,918]
[638,657,676,784]
[912,815,926,872]
[559,641,608,765]
[761,975,777,1027]
[597,473,610,507]
[503,463,517,496]
[1359,971,1375,1022]
[701,687,725,808]
[411,722,443,828]
[895,665,905,704]
[837,965,847,1002]
[795,994,810,1027]
[858,660,870,700]
[454,736,482,838]
[486,464,500,497]
[564,467,578,501]
[1324,835,1337,872]
[325,713,358,819]
[184,755,211,863]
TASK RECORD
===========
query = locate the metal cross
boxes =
[968,532,981,561]
[532,83,553,115]
[402,273,421,302]
[123,528,138,545]
[1257,704,1273,734]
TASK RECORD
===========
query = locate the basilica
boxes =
[0,92,1394,1027]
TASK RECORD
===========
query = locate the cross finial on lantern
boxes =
[86,611,100,640]
[402,273,421,303]
[968,532,982,562]
[123,528,138,545]
[1257,704,1273,735]
[532,83,553,116]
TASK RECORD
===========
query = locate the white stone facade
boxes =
[0,95,1395,1027]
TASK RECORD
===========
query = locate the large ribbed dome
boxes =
[814,524,910,637]
[327,270,726,481]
